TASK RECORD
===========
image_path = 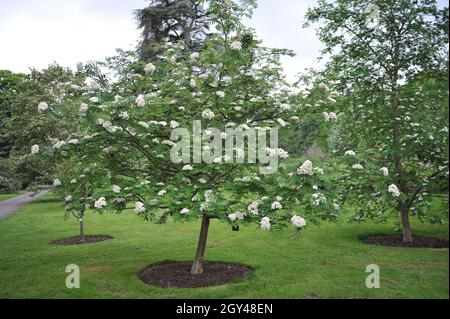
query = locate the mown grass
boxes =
[0,193,447,299]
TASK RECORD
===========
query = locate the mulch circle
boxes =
[360,235,449,248]
[138,261,253,288]
[51,235,113,245]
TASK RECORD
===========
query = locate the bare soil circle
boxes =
[51,235,113,245]
[138,261,253,288]
[360,235,448,248]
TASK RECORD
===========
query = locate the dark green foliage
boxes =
[134,0,209,60]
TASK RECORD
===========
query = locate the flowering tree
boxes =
[305,0,449,242]
[51,159,113,242]
[39,0,338,274]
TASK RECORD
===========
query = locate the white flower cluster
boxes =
[53,179,61,187]
[344,150,356,156]
[94,197,107,209]
[228,211,244,221]
[260,216,270,230]
[134,201,145,213]
[379,167,389,176]
[265,147,289,159]
[31,144,39,155]
[144,63,156,75]
[112,185,121,193]
[271,201,282,210]
[135,94,145,107]
[311,192,326,206]
[247,201,260,215]
[180,208,190,215]
[79,103,88,116]
[230,41,242,51]
[297,160,313,175]
[388,184,400,197]
[291,215,306,228]
[38,102,48,113]
[201,108,215,120]
[200,189,216,211]
[352,164,364,170]
[322,112,337,121]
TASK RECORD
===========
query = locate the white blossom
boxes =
[202,108,215,120]
[38,102,48,112]
[89,97,99,103]
[119,111,129,120]
[297,160,313,175]
[182,164,193,171]
[180,208,190,215]
[65,195,73,202]
[53,141,66,149]
[352,164,364,170]
[134,201,146,213]
[170,120,180,129]
[157,189,167,196]
[380,167,389,176]
[291,215,306,228]
[271,201,282,210]
[112,185,121,193]
[79,103,88,116]
[144,63,156,75]
[228,213,237,221]
[53,179,61,187]
[388,184,401,197]
[345,150,356,156]
[248,201,259,215]
[230,41,242,51]
[31,144,39,155]
[138,121,149,129]
[260,217,271,230]
[94,197,107,209]
[190,52,200,60]
[216,91,225,98]
[277,118,287,127]
[135,94,145,107]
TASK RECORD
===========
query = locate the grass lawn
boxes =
[0,192,448,299]
[0,191,27,202]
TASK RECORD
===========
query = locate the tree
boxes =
[40,0,338,275]
[52,159,113,242]
[0,70,25,158]
[134,0,210,61]
[4,64,83,188]
[0,70,25,191]
[305,0,449,242]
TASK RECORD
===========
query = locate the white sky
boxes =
[0,0,447,82]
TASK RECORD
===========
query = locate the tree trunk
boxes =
[79,215,85,242]
[400,206,413,243]
[191,214,210,275]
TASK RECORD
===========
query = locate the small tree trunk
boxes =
[191,214,210,275]
[400,206,413,243]
[79,215,85,242]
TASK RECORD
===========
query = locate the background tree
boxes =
[0,70,25,191]
[134,0,210,60]
[305,0,449,242]
[5,64,84,188]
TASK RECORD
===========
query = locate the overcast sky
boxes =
[0,0,447,82]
